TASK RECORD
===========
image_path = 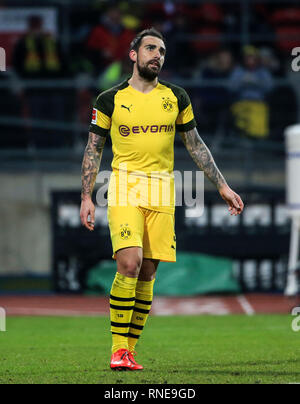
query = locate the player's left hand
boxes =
[219,184,244,216]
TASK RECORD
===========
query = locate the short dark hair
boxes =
[130,28,165,52]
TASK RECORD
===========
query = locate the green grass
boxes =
[0,315,299,384]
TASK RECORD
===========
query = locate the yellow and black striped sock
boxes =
[128,279,155,352]
[110,272,138,354]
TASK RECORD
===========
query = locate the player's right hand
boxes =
[80,198,95,231]
[218,184,244,216]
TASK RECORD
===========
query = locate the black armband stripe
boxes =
[176,119,197,133]
[89,124,109,138]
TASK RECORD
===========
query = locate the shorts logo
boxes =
[120,224,132,240]
[92,108,97,124]
[162,97,175,112]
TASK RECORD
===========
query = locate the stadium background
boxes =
[0,0,300,385]
[1,0,299,296]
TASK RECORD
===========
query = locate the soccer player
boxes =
[80,28,244,371]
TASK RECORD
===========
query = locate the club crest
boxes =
[162,97,175,112]
[120,224,132,240]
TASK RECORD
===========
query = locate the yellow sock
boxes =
[128,279,155,352]
[110,272,138,354]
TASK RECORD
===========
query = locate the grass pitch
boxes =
[0,315,299,384]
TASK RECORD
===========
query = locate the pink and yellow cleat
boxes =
[128,351,144,371]
[110,349,143,371]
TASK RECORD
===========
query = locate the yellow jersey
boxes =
[90,79,196,214]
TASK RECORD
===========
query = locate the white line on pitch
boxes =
[237,295,255,316]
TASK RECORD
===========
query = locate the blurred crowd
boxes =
[0,0,299,149]
[11,1,299,79]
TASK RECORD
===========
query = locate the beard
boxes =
[136,57,161,81]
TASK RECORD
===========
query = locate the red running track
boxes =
[0,294,299,317]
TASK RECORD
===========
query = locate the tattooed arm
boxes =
[180,128,244,215]
[180,128,226,189]
[80,132,106,231]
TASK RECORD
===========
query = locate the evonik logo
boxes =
[119,124,174,137]
[0,47,6,72]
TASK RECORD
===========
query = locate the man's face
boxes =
[135,36,166,81]
[244,54,258,70]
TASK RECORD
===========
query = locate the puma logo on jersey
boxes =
[121,104,132,112]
